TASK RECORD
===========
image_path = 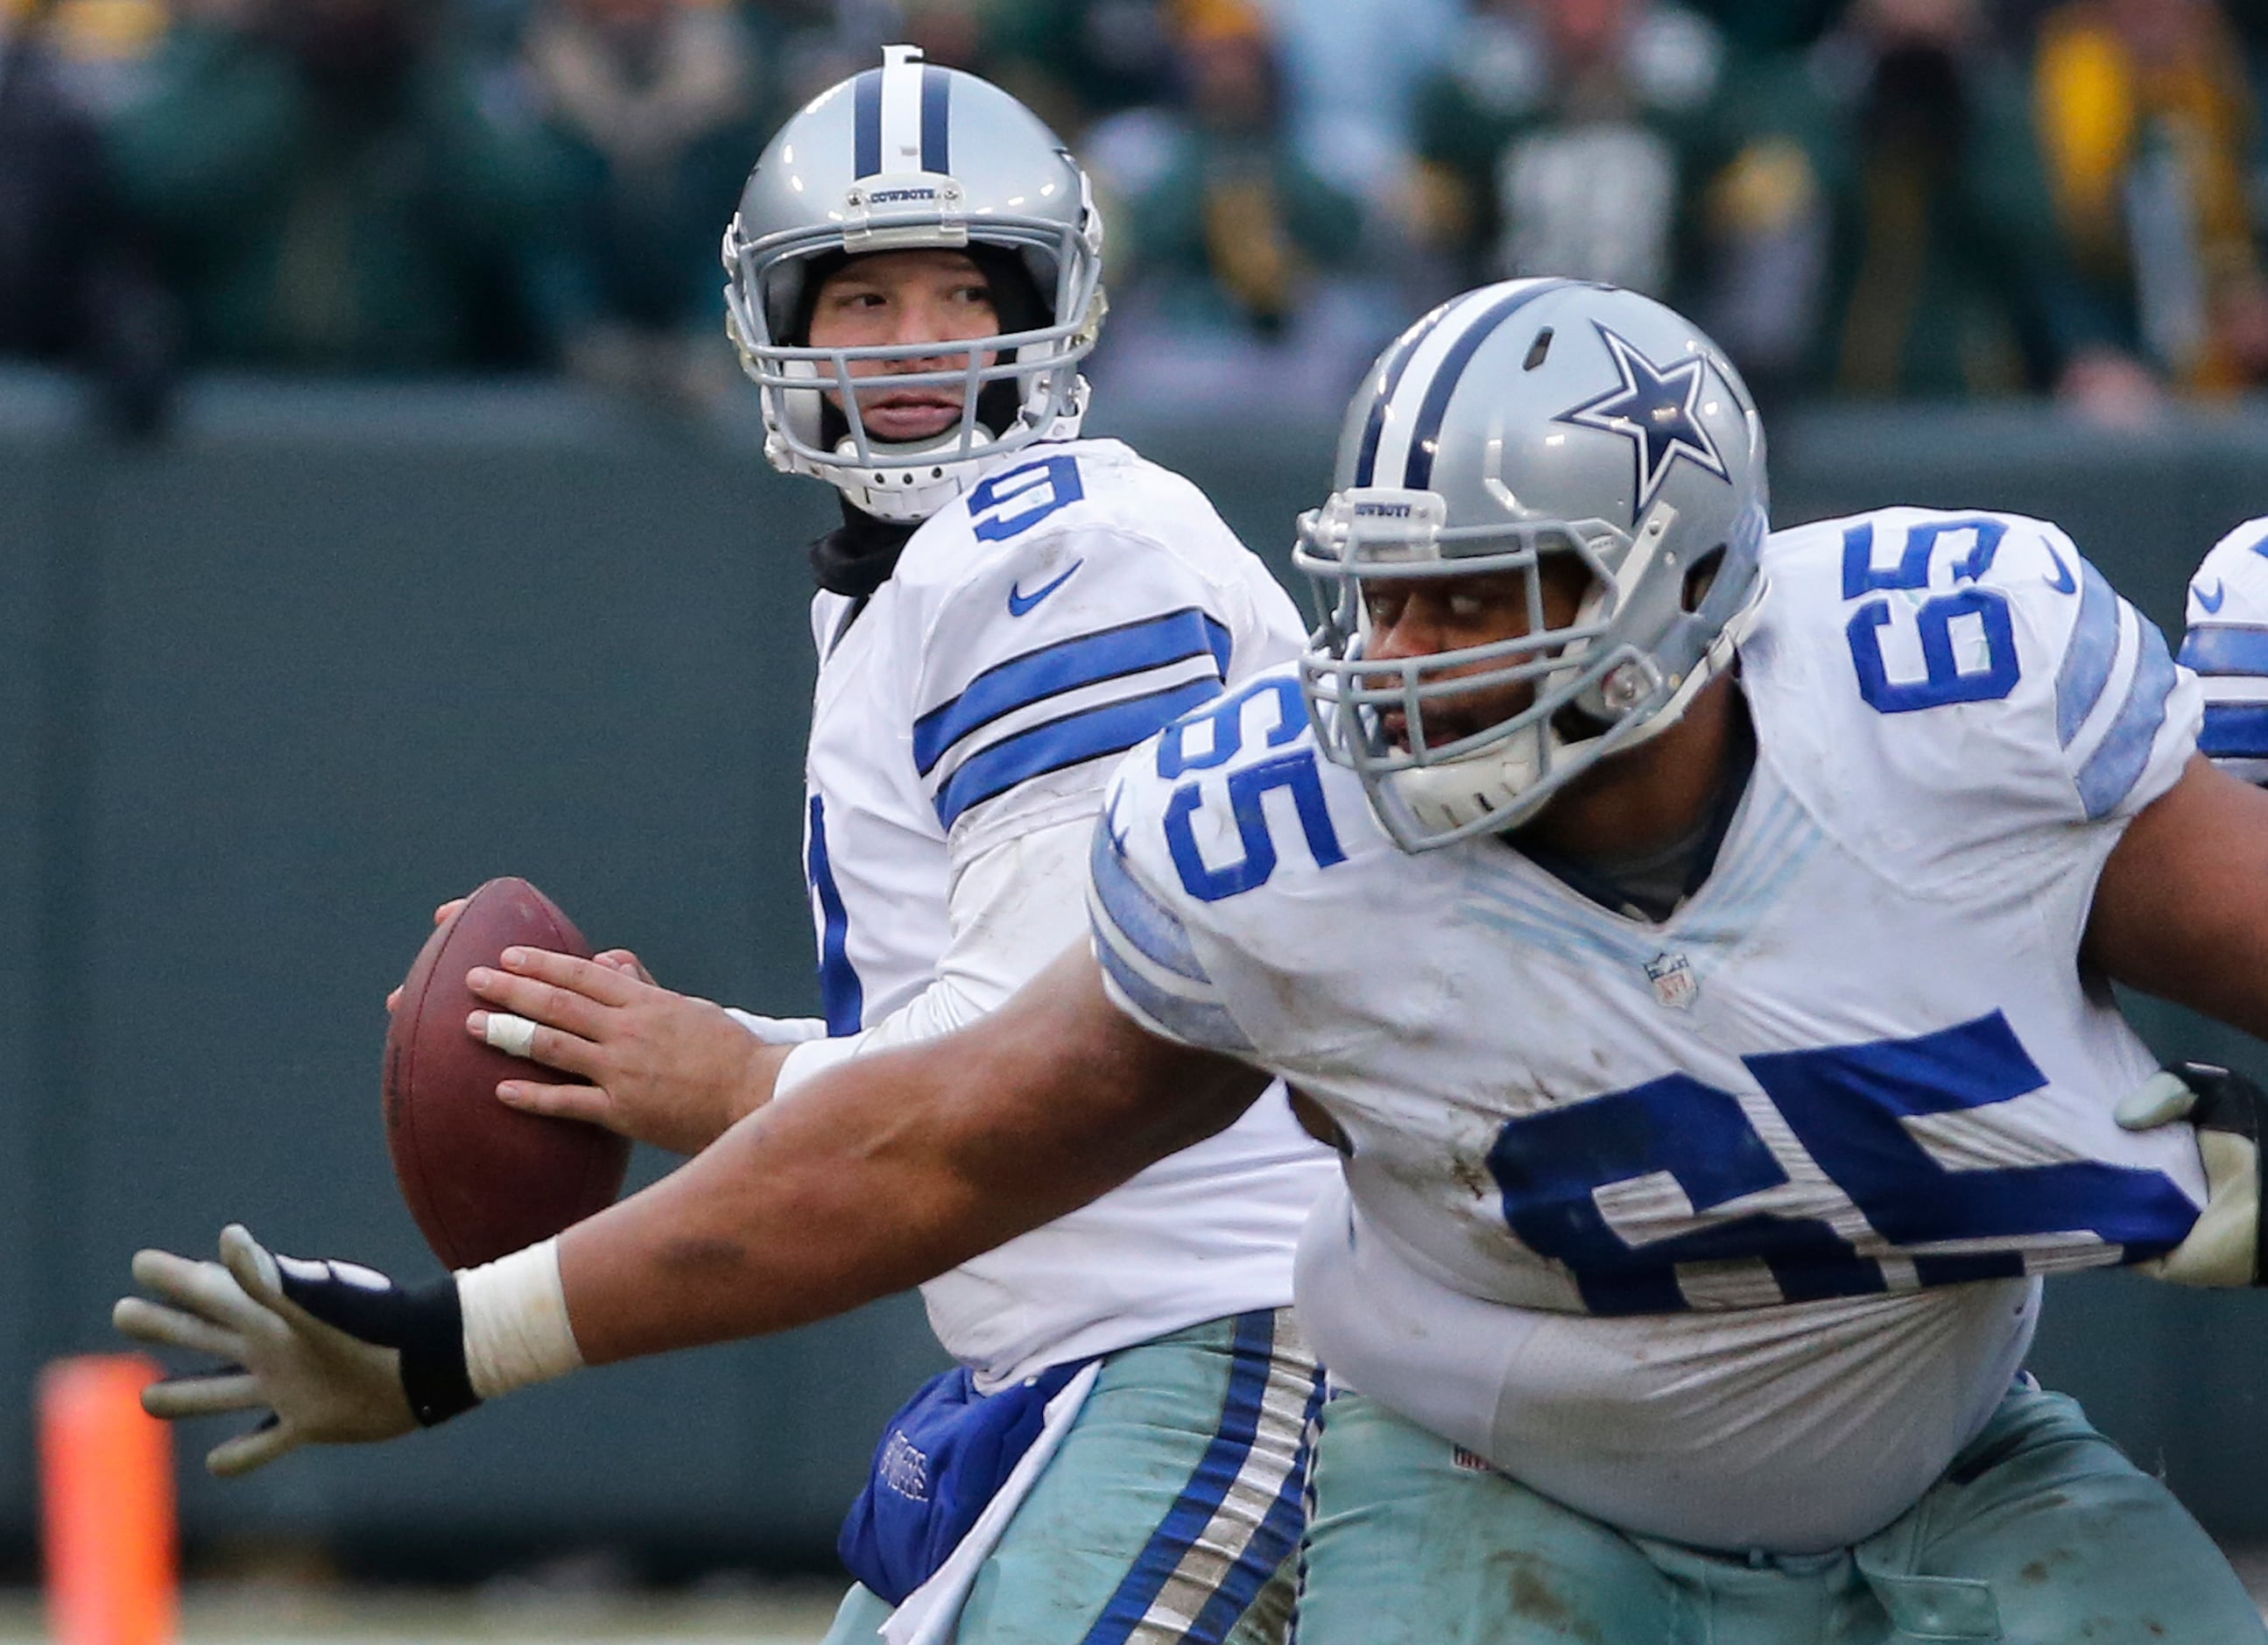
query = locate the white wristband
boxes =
[456,1238,585,1401]
[723,1007,828,1045]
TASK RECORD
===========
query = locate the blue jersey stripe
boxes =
[919,65,951,172]
[1352,300,1452,486]
[2076,618,2180,819]
[913,608,1231,776]
[1094,932,1254,1053]
[1404,281,1569,491]
[1182,1376,1321,1644]
[851,69,883,179]
[1089,819,1208,982]
[2054,560,2121,747]
[1081,1313,1278,1645]
[2201,702,2268,759]
[2178,624,2268,677]
[806,795,863,1034]
[935,680,1222,830]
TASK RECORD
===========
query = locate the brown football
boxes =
[382,877,630,1268]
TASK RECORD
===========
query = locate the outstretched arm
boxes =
[118,946,1270,1471]
[560,945,1269,1362]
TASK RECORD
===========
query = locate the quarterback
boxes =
[391,46,1335,1645]
[121,283,2268,1641]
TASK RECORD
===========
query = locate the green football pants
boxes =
[1295,1381,2263,1644]
[822,1308,1317,1645]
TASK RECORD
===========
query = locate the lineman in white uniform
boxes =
[2183,516,2268,783]
[119,285,2268,1641]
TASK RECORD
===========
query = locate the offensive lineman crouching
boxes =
[121,283,2268,1643]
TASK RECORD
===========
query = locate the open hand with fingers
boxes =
[112,1225,474,1475]
[467,947,786,1154]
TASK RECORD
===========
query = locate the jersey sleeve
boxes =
[2179,516,2268,783]
[1083,762,1260,1058]
[2026,525,2200,824]
[1752,511,2201,893]
[771,813,1097,1099]
[909,521,1250,858]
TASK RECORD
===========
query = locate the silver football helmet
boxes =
[722,45,1106,521]
[1294,280,1771,852]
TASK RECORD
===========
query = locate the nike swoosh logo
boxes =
[1008,561,1082,617]
[2041,545,2078,595]
[2197,579,2228,614]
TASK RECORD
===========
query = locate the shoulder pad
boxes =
[1746,508,2197,880]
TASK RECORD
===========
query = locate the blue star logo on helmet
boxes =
[1553,325,1731,514]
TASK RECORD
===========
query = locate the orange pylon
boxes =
[39,1354,177,1645]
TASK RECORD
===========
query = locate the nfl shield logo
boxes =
[1645,952,1698,1010]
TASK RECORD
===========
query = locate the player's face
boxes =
[1360,556,1593,750]
[807,250,1003,443]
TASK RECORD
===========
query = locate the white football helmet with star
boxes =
[1293,279,1771,851]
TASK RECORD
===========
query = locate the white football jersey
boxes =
[800,437,1334,1387]
[2182,516,2268,783]
[1089,506,2208,1551]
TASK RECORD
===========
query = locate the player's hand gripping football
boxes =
[2116,1063,2267,1286]
[388,894,779,1155]
[113,1225,475,1475]
[466,946,783,1154]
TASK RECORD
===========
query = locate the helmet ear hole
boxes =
[1683,547,1727,613]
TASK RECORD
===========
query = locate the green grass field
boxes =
[0,1584,844,1645]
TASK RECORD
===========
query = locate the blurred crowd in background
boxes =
[3,0,2267,435]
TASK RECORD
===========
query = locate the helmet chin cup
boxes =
[1383,721,1560,846]
[828,420,1002,523]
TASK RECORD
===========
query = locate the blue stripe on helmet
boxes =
[1404,280,1571,491]
[1352,301,1453,487]
[852,68,883,178]
[919,65,951,173]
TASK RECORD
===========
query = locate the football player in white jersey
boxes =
[122,283,2268,1642]
[377,46,1335,1645]
[2183,516,2268,785]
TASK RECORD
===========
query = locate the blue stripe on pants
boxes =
[1081,1312,1280,1644]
